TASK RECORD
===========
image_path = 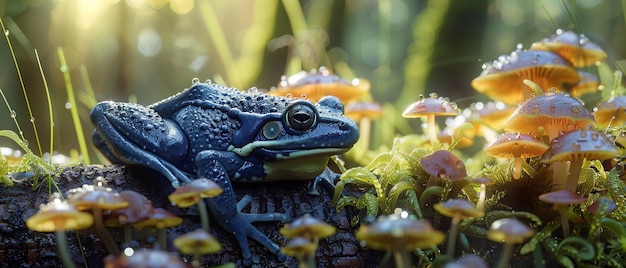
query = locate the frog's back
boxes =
[150,83,295,116]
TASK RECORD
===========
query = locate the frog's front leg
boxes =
[195,150,287,266]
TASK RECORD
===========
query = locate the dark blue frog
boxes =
[90,81,359,265]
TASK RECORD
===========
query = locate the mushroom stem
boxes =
[425,114,437,143]
[565,158,584,193]
[93,206,120,255]
[495,242,514,268]
[513,157,522,179]
[197,201,210,231]
[445,213,462,258]
[552,161,570,190]
[477,184,486,211]
[157,227,167,250]
[392,250,412,268]
[359,117,372,152]
[54,230,76,268]
[557,205,571,238]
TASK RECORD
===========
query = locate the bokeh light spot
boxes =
[137,28,162,57]
[170,0,194,15]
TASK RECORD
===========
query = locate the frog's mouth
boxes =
[228,141,351,160]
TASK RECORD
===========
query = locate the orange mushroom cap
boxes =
[570,71,601,98]
[133,208,183,230]
[66,178,130,211]
[344,101,383,121]
[173,228,222,255]
[487,218,534,244]
[434,199,485,219]
[530,29,607,68]
[355,215,445,250]
[470,101,516,130]
[503,90,596,141]
[402,94,459,118]
[593,95,626,128]
[485,132,549,159]
[269,67,369,103]
[541,129,617,164]
[279,213,336,239]
[27,195,94,232]
[471,49,580,105]
[168,178,223,208]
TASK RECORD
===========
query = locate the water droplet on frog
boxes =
[191,78,200,85]
[248,87,258,94]
[429,93,438,98]
[516,43,523,50]
[205,79,212,84]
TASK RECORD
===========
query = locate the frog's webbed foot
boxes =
[307,167,340,196]
[196,151,286,266]
[237,194,289,223]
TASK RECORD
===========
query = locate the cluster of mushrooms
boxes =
[25,176,337,267]
[335,29,626,267]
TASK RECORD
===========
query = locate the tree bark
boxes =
[0,164,381,267]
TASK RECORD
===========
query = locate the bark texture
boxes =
[0,164,382,267]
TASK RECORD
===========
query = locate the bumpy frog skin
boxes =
[90,82,359,265]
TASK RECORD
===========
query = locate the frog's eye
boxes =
[284,101,318,132]
[262,121,281,140]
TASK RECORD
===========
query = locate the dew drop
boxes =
[572,142,581,151]
[205,79,212,84]
[429,93,438,98]
[4,30,8,36]
[248,87,258,94]
[10,110,16,118]
[30,117,35,123]
[65,102,72,109]
[191,78,200,85]
[59,65,68,72]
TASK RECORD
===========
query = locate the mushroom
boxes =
[443,254,488,268]
[345,101,383,151]
[402,93,459,143]
[133,208,184,250]
[27,193,94,268]
[503,89,596,142]
[420,150,466,188]
[173,228,221,267]
[484,132,549,180]
[471,177,495,211]
[168,178,223,231]
[105,190,155,244]
[270,66,370,103]
[487,218,534,268]
[587,197,617,216]
[541,129,617,192]
[539,189,587,237]
[471,49,580,105]
[570,71,601,98]
[66,177,129,255]
[279,213,336,242]
[280,237,318,268]
[593,95,626,129]
[434,199,484,258]
[103,248,188,268]
[530,29,607,68]
[355,214,445,268]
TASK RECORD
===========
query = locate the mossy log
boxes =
[0,164,382,267]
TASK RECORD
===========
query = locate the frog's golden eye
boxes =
[284,101,318,132]
[262,121,281,140]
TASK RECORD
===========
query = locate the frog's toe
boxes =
[243,212,288,223]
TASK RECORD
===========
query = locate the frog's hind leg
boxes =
[195,151,287,266]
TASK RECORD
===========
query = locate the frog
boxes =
[89,80,359,265]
